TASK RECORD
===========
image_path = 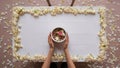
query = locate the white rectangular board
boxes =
[17,7,100,61]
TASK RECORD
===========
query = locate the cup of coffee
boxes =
[51,27,66,43]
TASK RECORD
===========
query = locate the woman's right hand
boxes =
[63,33,69,50]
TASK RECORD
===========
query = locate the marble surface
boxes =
[0,0,120,68]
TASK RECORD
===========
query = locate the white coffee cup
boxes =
[51,27,66,43]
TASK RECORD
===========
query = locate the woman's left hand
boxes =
[48,33,54,50]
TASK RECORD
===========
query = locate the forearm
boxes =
[64,48,76,68]
[42,49,54,68]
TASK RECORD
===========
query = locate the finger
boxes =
[49,32,52,41]
[66,33,69,42]
[48,32,51,41]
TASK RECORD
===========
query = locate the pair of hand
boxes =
[48,33,69,50]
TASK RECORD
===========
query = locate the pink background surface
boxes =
[0,0,120,68]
